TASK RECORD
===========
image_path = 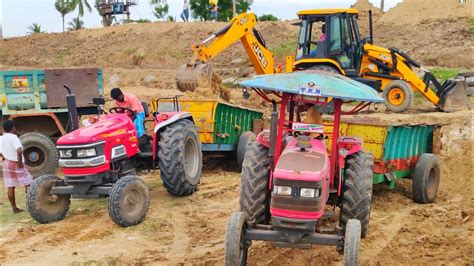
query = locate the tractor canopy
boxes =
[239,70,384,103]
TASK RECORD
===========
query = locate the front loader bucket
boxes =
[176,63,213,92]
[437,79,470,112]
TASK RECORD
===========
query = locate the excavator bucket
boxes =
[176,63,213,92]
[437,78,470,112]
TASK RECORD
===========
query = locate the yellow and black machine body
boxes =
[177,9,469,112]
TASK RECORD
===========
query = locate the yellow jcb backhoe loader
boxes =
[176,10,469,112]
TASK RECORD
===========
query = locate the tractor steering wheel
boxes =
[109,107,136,118]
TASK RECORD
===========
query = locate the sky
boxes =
[0,0,403,37]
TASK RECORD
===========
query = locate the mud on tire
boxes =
[343,219,361,266]
[20,133,59,178]
[341,151,374,238]
[225,211,249,266]
[27,175,70,223]
[382,80,414,113]
[412,153,440,204]
[158,119,203,196]
[108,175,150,227]
[239,142,270,224]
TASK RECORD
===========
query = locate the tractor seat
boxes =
[142,102,150,118]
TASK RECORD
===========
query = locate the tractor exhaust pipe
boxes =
[369,10,374,44]
[64,85,79,131]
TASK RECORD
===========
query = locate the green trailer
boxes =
[0,68,103,177]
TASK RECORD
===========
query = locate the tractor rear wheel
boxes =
[412,153,440,204]
[340,151,374,238]
[27,175,70,223]
[108,175,150,227]
[20,133,58,178]
[382,80,413,113]
[225,211,249,266]
[239,142,270,224]
[236,131,256,171]
[158,119,202,196]
[343,219,361,266]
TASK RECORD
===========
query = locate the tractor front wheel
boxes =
[239,142,270,224]
[382,80,414,113]
[412,153,440,204]
[27,175,70,223]
[225,211,249,266]
[343,219,361,266]
[108,175,150,227]
[340,151,374,238]
[158,119,203,196]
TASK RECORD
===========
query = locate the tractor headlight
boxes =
[59,149,73,158]
[76,148,97,158]
[300,188,320,198]
[274,185,292,196]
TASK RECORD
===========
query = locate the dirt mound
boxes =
[351,0,383,22]
[379,0,473,24]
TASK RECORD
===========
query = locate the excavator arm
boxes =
[176,13,280,92]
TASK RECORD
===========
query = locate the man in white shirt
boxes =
[2,120,32,213]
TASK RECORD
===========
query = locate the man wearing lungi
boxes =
[1,120,33,213]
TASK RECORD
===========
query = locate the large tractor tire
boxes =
[20,133,58,178]
[340,151,374,238]
[27,175,71,224]
[236,131,256,171]
[108,175,150,227]
[158,119,203,196]
[308,65,339,114]
[239,142,270,224]
[382,80,414,113]
[224,211,249,266]
[343,219,361,266]
[412,154,440,204]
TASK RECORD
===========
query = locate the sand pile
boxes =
[379,0,473,24]
[351,0,383,22]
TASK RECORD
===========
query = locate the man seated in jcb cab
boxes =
[110,88,146,138]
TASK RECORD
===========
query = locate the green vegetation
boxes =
[69,0,92,18]
[27,23,44,34]
[134,18,151,23]
[270,40,297,57]
[55,0,74,32]
[258,14,279,22]
[430,68,459,83]
[151,0,169,20]
[67,18,85,31]
[469,17,474,36]
[190,0,252,22]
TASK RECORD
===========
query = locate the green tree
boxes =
[55,0,74,32]
[67,18,84,31]
[27,23,44,34]
[69,0,92,18]
[150,0,169,21]
[190,0,252,21]
[258,14,278,21]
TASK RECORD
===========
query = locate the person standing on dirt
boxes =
[210,4,218,22]
[110,88,146,138]
[180,0,190,22]
[1,120,32,214]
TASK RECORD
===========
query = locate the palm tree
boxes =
[67,18,84,31]
[69,0,92,19]
[55,0,74,32]
[27,23,43,34]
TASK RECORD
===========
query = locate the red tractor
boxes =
[27,90,202,227]
[224,71,384,265]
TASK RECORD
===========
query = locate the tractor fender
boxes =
[153,112,194,134]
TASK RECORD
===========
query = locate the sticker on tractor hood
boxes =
[292,123,324,133]
[299,83,322,96]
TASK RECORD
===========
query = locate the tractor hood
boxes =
[240,70,384,103]
[57,114,136,145]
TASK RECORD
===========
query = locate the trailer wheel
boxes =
[343,219,361,266]
[27,175,70,224]
[341,151,374,238]
[237,131,256,171]
[108,175,150,227]
[158,119,203,196]
[225,211,249,266]
[239,142,270,224]
[382,80,413,113]
[20,133,59,178]
[412,154,440,204]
